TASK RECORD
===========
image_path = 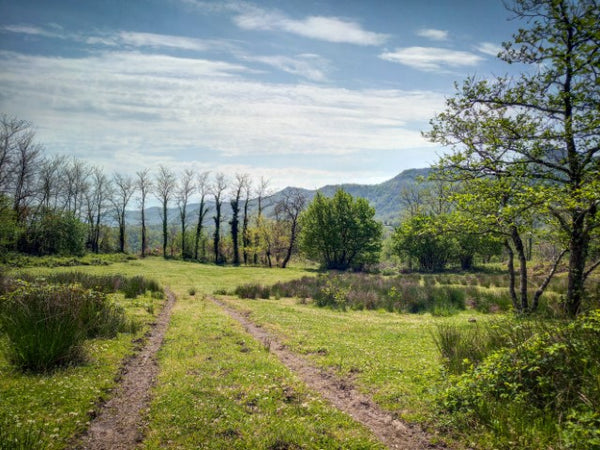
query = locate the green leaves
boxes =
[299,189,383,270]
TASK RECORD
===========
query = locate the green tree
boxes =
[392,214,457,272]
[299,189,382,270]
[426,0,600,316]
[19,208,86,256]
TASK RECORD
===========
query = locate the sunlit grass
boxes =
[143,294,383,448]
[220,296,492,424]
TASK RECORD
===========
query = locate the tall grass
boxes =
[14,272,163,298]
[237,273,470,315]
[0,281,134,372]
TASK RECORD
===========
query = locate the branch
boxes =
[584,259,600,280]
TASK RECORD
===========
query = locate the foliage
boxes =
[392,214,457,272]
[426,0,600,316]
[299,189,383,270]
[243,273,481,315]
[438,310,600,448]
[14,271,163,298]
[18,209,86,256]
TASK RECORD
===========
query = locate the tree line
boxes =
[0,116,309,267]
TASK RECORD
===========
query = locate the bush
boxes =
[438,311,600,448]
[234,283,271,299]
[0,282,131,372]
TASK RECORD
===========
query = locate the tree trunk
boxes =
[162,204,168,258]
[509,226,528,312]
[565,211,588,317]
[505,240,519,312]
[141,207,147,258]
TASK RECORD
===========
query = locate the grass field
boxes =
[2,257,505,448]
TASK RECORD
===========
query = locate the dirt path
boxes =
[75,289,176,450]
[212,296,444,450]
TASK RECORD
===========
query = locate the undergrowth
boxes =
[234,273,513,315]
[436,311,600,449]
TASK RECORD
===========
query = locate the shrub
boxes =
[233,284,271,299]
[0,282,131,372]
[0,283,88,371]
[438,311,600,448]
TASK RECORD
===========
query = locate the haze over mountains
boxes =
[125,168,430,228]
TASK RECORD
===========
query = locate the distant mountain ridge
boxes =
[125,167,430,227]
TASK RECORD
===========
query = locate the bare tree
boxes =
[37,154,66,211]
[229,173,249,266]
[0,115,30,199]
[12,128,41,223]
[254,177,271,264]
[111,173,136,253]
[275,189,306,268]
[84,167,112,253]
[242,176,252,265]
[136,168,152,257]
[176,169,195,259]
[211,173,227,264]
[194,171,210,261]
[63,157,90,219]
[154,165,176,258]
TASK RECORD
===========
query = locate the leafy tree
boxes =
[426,0,600,316]
[19,208,86,256]
[299,189,382,270]
[393,214,457,272]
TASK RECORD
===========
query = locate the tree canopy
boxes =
[426,0,600,316]
[299,189,382,270]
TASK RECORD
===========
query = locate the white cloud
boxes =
[417,28,448,41]
[118,31,211,51]
[231,7,388,45]
[379,46,483,71]
[0,49,442,186]
[476,42,502,57]
[1,24,63,39]
[242,53,329,81]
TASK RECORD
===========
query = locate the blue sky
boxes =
[0,0,522,191]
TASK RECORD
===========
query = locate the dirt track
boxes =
[75,289,176,450]
[212,296,444,450]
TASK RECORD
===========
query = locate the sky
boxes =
[0,0,524,192]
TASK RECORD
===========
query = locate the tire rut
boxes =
[211,296,446,450]
[75,288,176,450]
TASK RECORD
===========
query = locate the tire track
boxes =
[211,296,445,450]
[76,288,176,450]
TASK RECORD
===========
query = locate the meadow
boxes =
[1,256,596,449]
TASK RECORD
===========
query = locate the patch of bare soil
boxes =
[75,289,176,450]
[212,296,446,450]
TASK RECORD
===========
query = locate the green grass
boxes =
[143,294,383,449]
[219,295,491,425]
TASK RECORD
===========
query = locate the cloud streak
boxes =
[379,46,483,71]
[184,1,389,46]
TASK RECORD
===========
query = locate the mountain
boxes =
[125,168,430,227]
